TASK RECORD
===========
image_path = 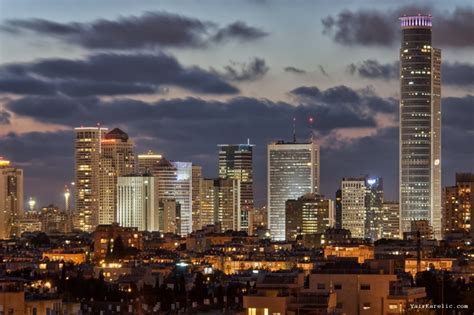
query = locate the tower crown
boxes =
[400,15,432,29]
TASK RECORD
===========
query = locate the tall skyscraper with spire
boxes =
[399,15,442,239]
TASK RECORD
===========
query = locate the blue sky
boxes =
[0,0,472,207]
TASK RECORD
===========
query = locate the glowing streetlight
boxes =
[64,185,70,212]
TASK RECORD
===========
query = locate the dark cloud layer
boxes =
[214,57,269,81]
[348,59,474,87]
[0,53,239,96]
[5,85,396,133]
[1,12,267,50]
[322,6,474,47]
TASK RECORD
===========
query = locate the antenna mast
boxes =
[293,117,296,143]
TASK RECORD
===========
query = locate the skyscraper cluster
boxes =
[2,14,471,244]
[73,127,256,236]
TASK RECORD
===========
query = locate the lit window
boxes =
[248,308,256,315]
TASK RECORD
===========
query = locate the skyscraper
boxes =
[191,165,202,231]
[341,178,366,239]
[267,140,320,240]
[98,128,134,225]
[218,143,254,233]
[200,178,241,231]
[117,174,159,232]
[0,158,24,239]
[381,202,400,239]
[172,161,193,236]
[137,151,162,173]
[75,126,107,232]
[399,15,442,239]
[341,177,383,240]
[365,177,384,240]
[442,173,473,237]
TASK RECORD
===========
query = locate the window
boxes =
[248,308,256,315]
[362,303,371,310]
[389,304,399,310]
[264,309,268,315]
[317,283,325,290]
[334,284,342,290]
[360,284,371,290]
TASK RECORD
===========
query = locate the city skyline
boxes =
[0,1,473,209]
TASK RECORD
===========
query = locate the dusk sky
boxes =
[0,0,473,207]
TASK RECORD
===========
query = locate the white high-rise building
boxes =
[341,178,367,239]
[116,174,159,231]
[267,140,320,241]
[172,161,193,236]
[341,177,384,240]
[74,126,108,232]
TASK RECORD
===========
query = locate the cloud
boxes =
[2,93,472,207]
[347,60,398,80]
[213,57,269,81]
[212,21,268,43]
[0,110,10,124]
[348,59,474,86]
[1,12,267,50]
[284,66,307,74]
[322,6,474,48]
[290,85,397,114]
[0,53,239,96]
[5,85,395,134]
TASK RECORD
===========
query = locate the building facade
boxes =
[200,178,241,231]
[218,143,254,233]
[285,193,331,240]
[75,126,107,232]
[381,202,401,239]
[442,173,474,237]
[172,161,193,236]
[98,128,134,225]
[341,178,366,239]
[0,158,24,239]
[399,15,442,239]
[191,165,202,231]
[267,140,320,240]
[137,150,162,173]
[341,177,383,240]
[116,174,159,232]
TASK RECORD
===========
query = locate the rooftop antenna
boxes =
[293,117,296,143]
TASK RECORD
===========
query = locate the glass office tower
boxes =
[399,15,441,239]
[267,140,320,241]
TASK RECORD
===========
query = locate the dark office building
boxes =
[335,189,342,229]
[218,143,254,233]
